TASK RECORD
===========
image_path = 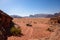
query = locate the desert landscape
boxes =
[0,10,60,40]
[0,0,60,40]
[8,18,60,40]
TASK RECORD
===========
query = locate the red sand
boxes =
[8,18,51,40]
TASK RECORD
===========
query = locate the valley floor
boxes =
[8,18,60,40]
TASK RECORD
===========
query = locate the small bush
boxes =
[10,26,21,36]
[26,24,32,27]
[34,22,37,24]
[47,28,54,32]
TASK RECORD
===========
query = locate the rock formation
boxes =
[49,16,60,24]
[0,10,13,40]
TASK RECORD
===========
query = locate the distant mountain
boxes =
[29,14,53,18]
[46,14,54,18]
[46,12,60,18]
[29,12,60,18]
[54,12,60,17]
[10,15,22,18]
[10,12,60,18]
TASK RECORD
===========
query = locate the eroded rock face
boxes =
[49,17,60,24]
[0,10,13,40]
[0,26,7,40]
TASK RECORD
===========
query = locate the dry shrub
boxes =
[34,22,37,24]
[47,28,54,32]
[26,23,32,27]
[10,26,21,36]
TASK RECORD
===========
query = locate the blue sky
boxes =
[0,0,60,16]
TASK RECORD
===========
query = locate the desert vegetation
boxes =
[26,23,32,27]
[10,26,21,36]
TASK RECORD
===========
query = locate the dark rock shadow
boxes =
[3,21,23,40]
[0,21,23,40]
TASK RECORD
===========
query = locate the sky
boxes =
[0,0,60,17]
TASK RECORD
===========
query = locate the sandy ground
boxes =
[8,18,52,40]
